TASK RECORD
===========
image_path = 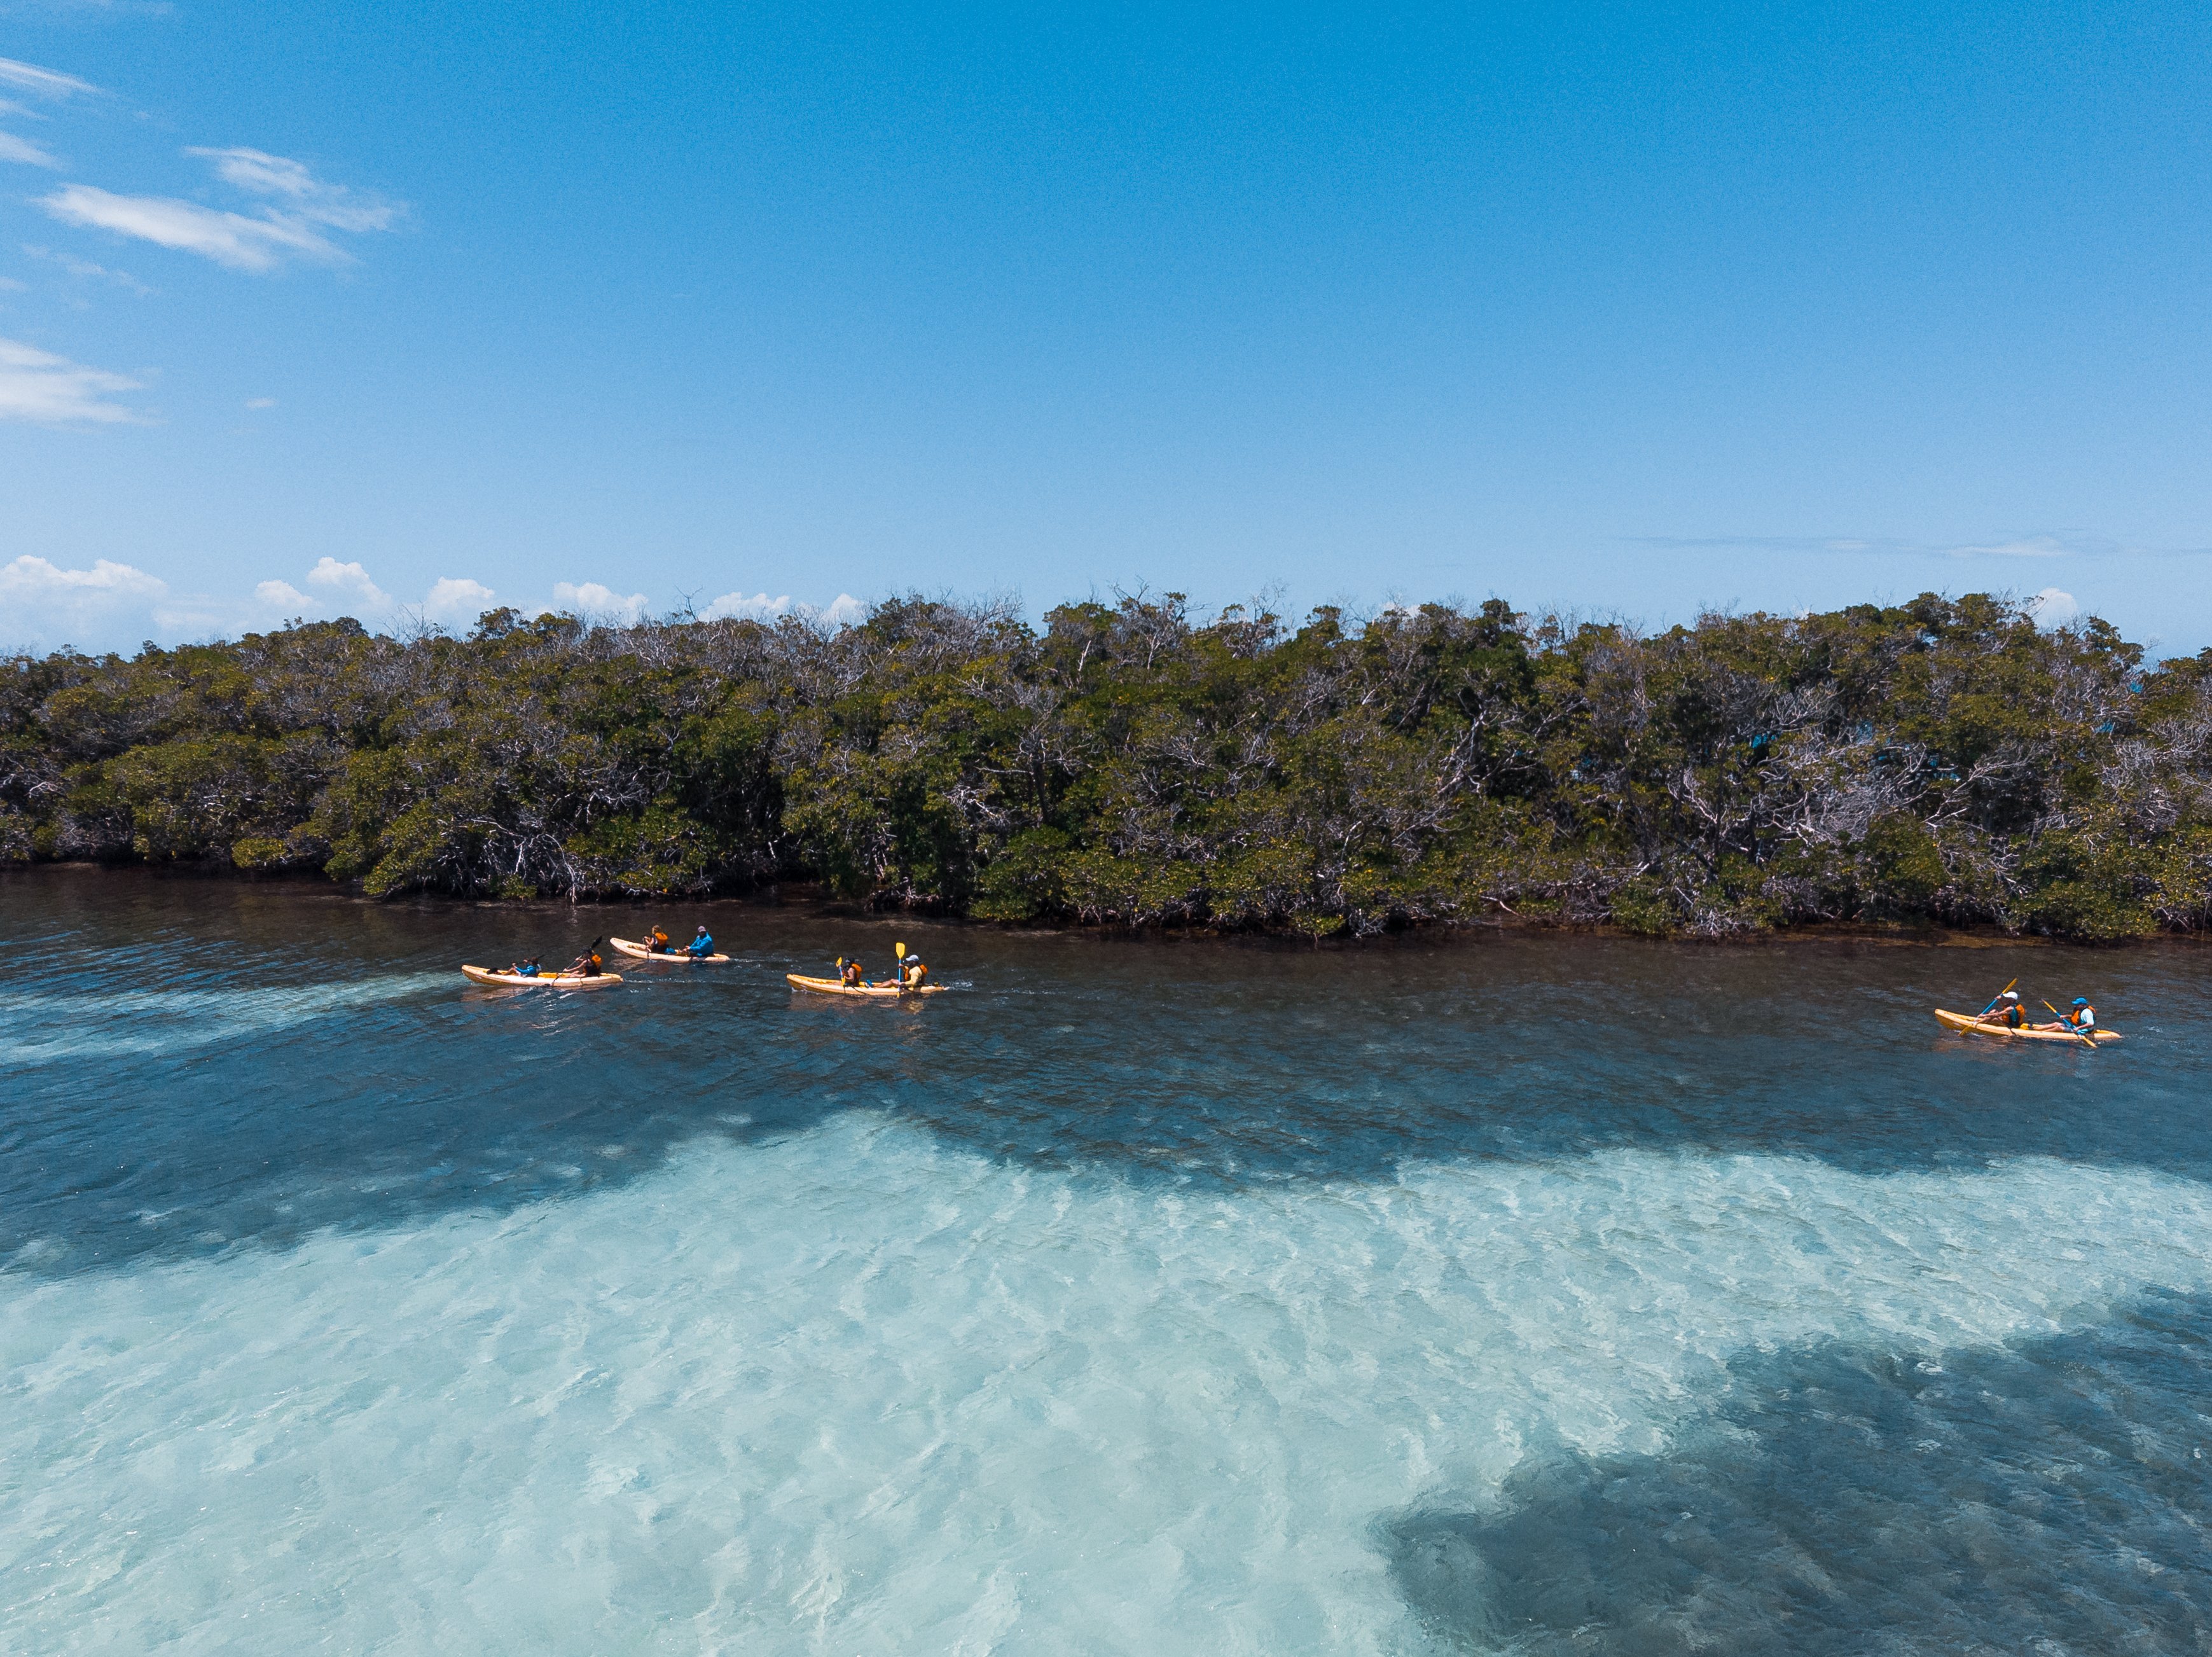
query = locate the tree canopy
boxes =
[8,591,2211,939]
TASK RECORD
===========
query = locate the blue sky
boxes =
[3,1,2208,655]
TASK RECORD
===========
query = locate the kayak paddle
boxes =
[2040,999,2097,1049]
[1977,977,2019,1017]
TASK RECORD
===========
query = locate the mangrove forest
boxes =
[5,590,2211,939]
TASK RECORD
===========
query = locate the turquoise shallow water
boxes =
[3,871,2210,1652]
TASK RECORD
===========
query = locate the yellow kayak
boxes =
[1933,1008,2119,1043]
[609,937,731,964]
[462,964,624,989]
[786,973,942,998]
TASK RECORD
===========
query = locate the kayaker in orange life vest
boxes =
[1975,990,2026,1028]
[569,940,606,976]
[2036,996,2096,1034]
[648,924,672,953]
[840,957,866,988]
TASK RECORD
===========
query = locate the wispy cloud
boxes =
[1629,531,2102,562]
[186,146,398,233]
[39,150,403,274]
[22,242,154,295]
[0,129,57,167]
[0,57,99,101]
[244,395,275,409]
[1942,535,2073,560]
[0,335,144,424]
[39,183,343,272]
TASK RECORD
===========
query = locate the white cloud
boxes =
[186,146,398,233]
[424,576,495,622]
[1,553,162,600]
[307,556,389,608]
[703,590,792,621]
[0,335,145,424]
[253,578,311,613]
[0,130,58,168]
[700,590,864,627]
[552,580,649,621]
[0,555,165,648]
[0,57,99,101]
[2027,586,2080,627]
[244,396,276,409]
[38,151,398,275]
[1946,536,2071,560]
[39,183,343,272]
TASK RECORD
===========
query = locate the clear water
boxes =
[3,871,2209,1653]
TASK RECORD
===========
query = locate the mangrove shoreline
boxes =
[8,590,2212,942]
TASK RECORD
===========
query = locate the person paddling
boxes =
[570,939,607,977]
[901,953,929,990]
[840,957,866,988]
[1975,990,2026,1029]
[2037,996,2096,1034]
[649,924,673,954]
[508,956,541,978]
[688,924,715,959]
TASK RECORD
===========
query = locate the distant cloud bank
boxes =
[1,539,866,653]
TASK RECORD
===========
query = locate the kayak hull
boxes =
[1933,1008,2118,1043]
[610,937,731,964]
[462,964,623,989]
[786,973,941,997]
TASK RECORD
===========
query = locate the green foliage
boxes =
[3,591,2211,940]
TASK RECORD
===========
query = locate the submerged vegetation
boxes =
[6,591,2212,939]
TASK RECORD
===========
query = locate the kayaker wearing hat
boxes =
[569,939,607,976]
[901,952,929,990]
[1975,990,2026,1029]
[2036,996,2096,1034]
[688,924,715,959]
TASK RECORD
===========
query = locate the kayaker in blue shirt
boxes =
[2037,997,2096,1034]
[503,957,541,978]
[688,926,714,958]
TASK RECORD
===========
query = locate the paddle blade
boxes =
[896,941,907,959]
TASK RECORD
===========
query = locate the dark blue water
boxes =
[3,870,2209,1651]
